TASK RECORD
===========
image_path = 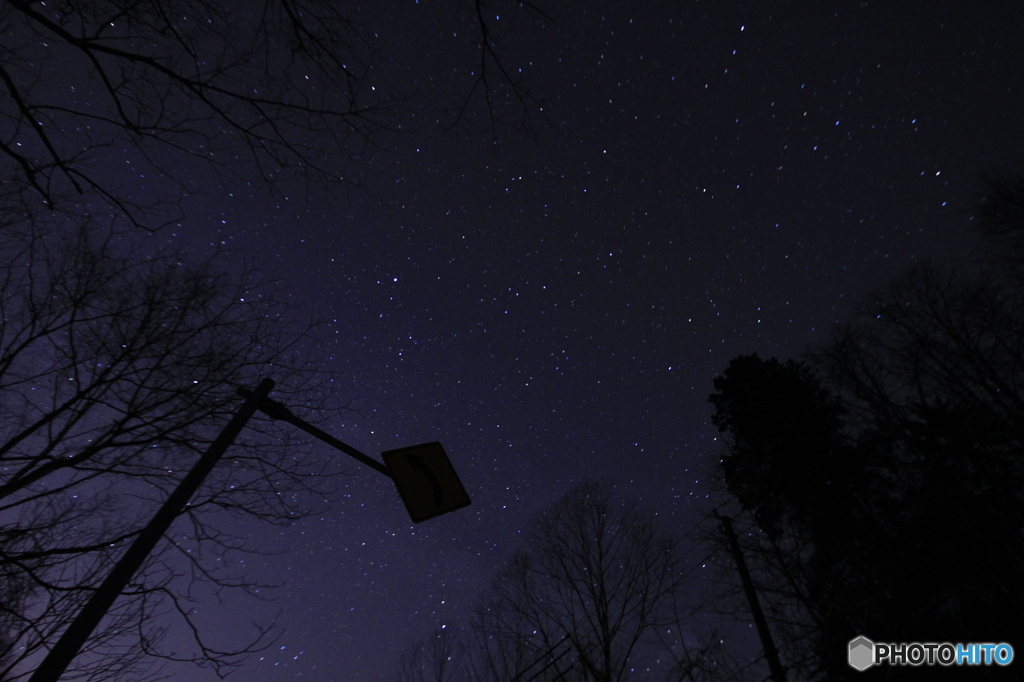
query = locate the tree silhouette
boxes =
[975,167,1024,266]
[815,259,1024,648]
[393,627,466,682]
[709,354,853,543]
[472,482,690,682]
[395,484,753,682]
[0,219,345,680]
[0,0,548,227]
[709,177,1024,679]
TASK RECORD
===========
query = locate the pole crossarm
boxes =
[236,388,393,479]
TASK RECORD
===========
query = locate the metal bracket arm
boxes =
[237,388,392,479]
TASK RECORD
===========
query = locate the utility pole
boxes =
[30,378,276,682]
[717,513,787,682]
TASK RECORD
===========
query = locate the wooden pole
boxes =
[717,513,787,682]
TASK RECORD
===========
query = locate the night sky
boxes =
[18,1,1024,679]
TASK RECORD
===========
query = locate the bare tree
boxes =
[0,0,548,226]
[815,259,1024,645]
[975,167,1024,269]
[707,179,1024,679]
[393,627,467,682]
[471,482,685,682]
[394,486,736,682]
[0,217,347,680]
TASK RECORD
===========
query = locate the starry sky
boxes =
[51,1,1023,679]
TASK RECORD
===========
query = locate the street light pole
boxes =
[29,378,276,682]
[31,377,468,680]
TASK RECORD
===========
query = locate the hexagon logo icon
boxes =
[849,636,875,671]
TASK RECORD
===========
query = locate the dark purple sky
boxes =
[131,1,1024,679]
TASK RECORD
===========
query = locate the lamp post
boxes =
[29,379,470,681]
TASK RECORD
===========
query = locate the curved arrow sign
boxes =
[382,442,471,523]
